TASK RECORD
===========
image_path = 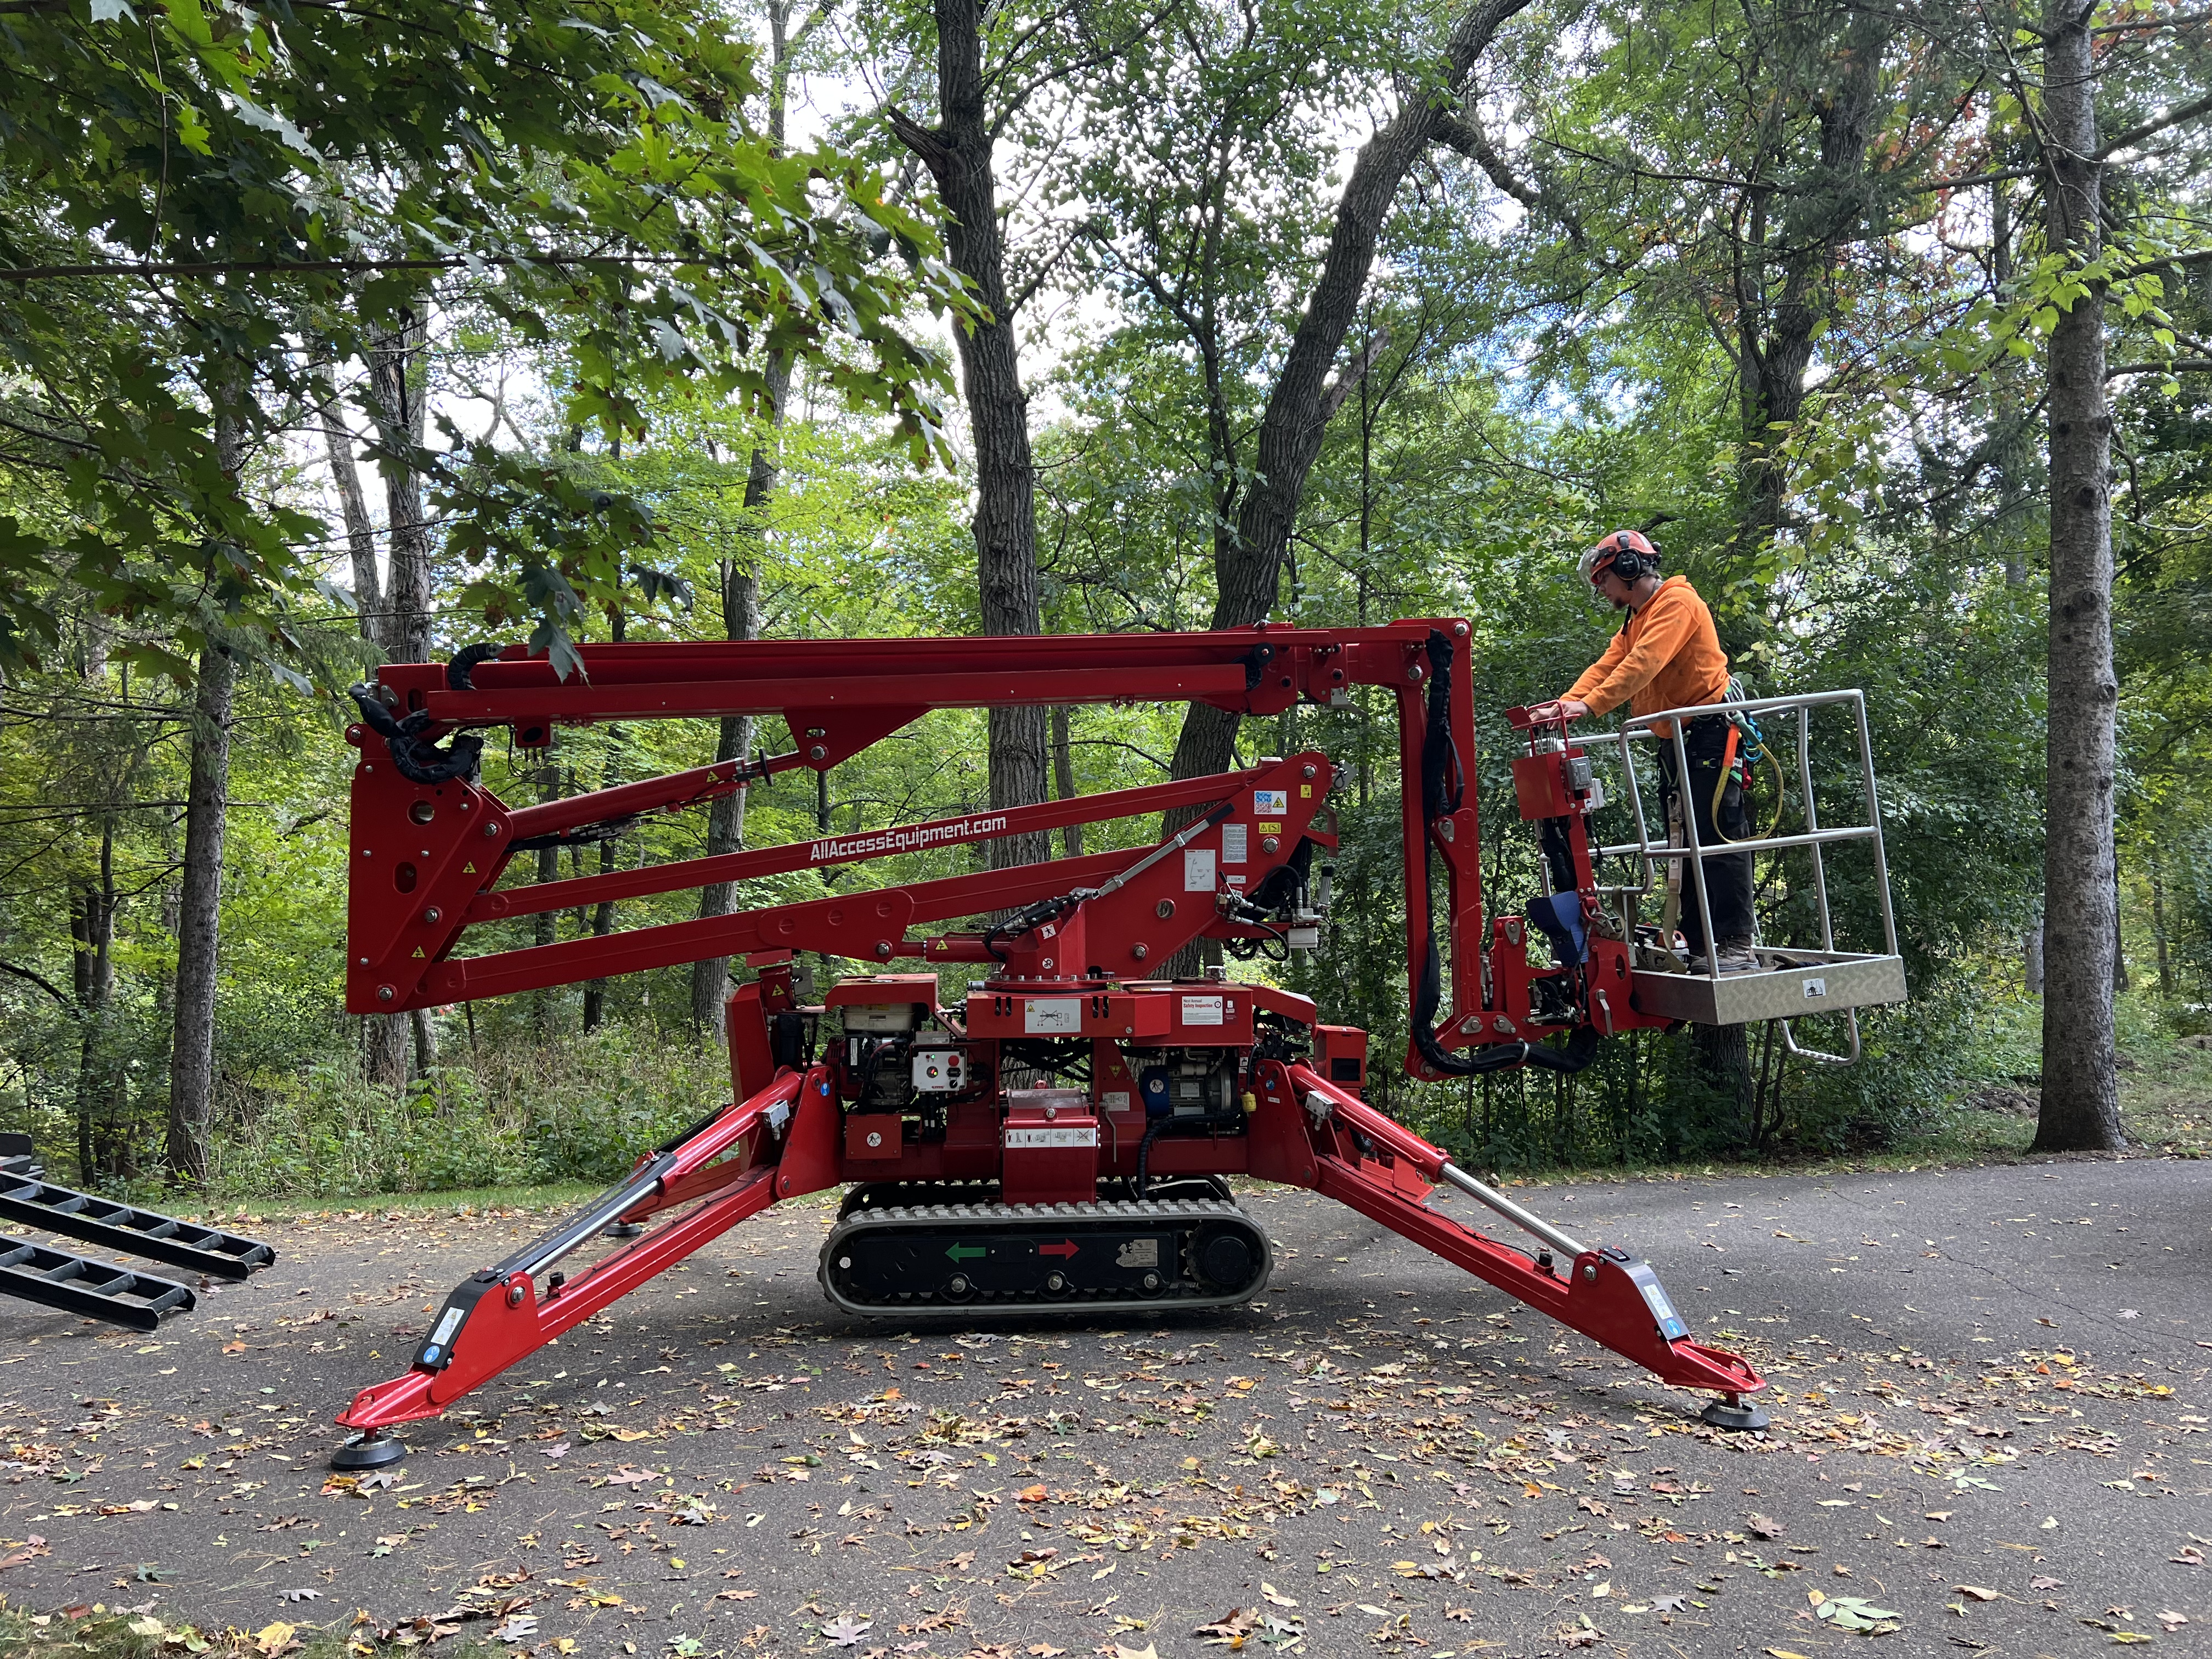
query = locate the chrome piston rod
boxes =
[1437,1162,1588,1261]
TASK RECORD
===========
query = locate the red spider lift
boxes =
[329,619,1797,1467]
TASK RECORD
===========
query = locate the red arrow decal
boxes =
[1038,1240,1079,1260]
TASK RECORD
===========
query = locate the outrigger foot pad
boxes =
[604,1222,646,1239]
[331,1430,407,1470]
[1700,1393,1769,1431]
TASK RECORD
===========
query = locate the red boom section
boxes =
[344,620,1537,1060]
[330,618,1763,1450]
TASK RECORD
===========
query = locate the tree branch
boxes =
[0,960,73,1010]
[2097,88,2212,158]
[884,105,952,181]
[1320,329,1392,421]
[2107,357,2212,377]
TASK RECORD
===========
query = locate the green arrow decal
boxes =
[945,1243,986,1261]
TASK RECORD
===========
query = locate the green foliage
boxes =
[211,1030,728,1198]
[0,0,2208,1201]
[0,0,963,681]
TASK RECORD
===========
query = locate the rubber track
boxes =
[818,1196,1270,1318]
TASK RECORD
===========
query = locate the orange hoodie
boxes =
[1566,575,1731,733]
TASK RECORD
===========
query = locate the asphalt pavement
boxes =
[1,1155,2205,1657]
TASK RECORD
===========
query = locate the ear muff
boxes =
[1600,531,1659,583]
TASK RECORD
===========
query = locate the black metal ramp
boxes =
[0,1239,195,1331]
[0,1167,276,1282]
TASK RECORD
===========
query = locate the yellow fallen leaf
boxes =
[253,1621,297,1657]
[1114,1646,1160,1659]
[1806,1589,1825,1606]
[1765,1650,1813,1659]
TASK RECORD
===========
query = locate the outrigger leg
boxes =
[331,1068,832,1463]
[1250,1061,1768,1415]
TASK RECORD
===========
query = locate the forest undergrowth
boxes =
[59,985,2204,1217]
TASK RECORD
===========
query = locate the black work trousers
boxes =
[1657,714,1756,953]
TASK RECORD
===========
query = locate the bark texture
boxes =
[1167,0,1534,786]
[321,391,383,624]
[2030,0,2123,1153]
[890,0,1049,869]
[366,308,433,663]
[164,633,235,1182]
[354,309,437,1081]
[691,353,787,1033]
[1728,4,1893,557]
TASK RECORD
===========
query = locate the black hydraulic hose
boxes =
[1134,1117,1164,1199]
[347,684,484,785]
[1406,628,1600,1080]
[447,641,504,691]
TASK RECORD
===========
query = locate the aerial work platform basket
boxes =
[1573,687,1906,1059]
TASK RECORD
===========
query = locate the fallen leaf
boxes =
[1026,1647,1066,1657]
[1747,1514,1785,1539]
[540,1442,571,1461]
[1954,1585,1997,1602]
[2030,1576,2066,1590]
[253,1622,298,1657]
[822,1614,873,1647]
[1113,1647,1160,1659]
[1651,1594,1687,1613]
[278,1589,321,1604]
[1260,1583,1297,1609]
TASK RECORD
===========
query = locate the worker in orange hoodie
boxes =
[1534,529,1757,974]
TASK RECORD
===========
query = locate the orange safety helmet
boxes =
[1577,529,1661,589]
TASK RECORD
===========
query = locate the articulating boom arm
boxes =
[328,618,1772,1464]
[347,619,1541,1071]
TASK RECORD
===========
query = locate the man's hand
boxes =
[1530,698,1591,725]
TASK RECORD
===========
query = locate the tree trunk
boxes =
[582,837,617,1032]
[165,634,235,1184]
[889,0,1049,870]
[2031,0,2123,1154]
[692,354,787,1034]
[2112,860,2129,993]
[71,825,116,1184]
[2149,840,2171,995]
[410,1008,439,1077]
[1166,0,1534,787]
[585,650,627,1032]
[320,387,383,629]
[356,321,434,1073]
[366,307,433,663]
[1052,706,1084,858]
[1730,5,1892,557]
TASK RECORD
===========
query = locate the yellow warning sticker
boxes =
[411,946,425,958]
